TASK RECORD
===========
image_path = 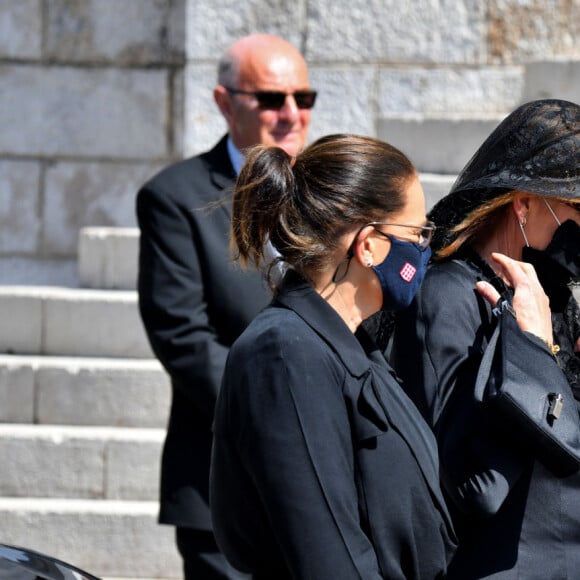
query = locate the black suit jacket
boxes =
[211,272,456,579]
[137,136,270,529]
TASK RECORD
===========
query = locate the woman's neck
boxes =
[471,214,523,286]
[316,277,364,333]
[471,214,524,279]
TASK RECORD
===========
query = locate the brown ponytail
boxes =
[232,133,417,278]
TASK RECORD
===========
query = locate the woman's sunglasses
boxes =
[225,87,317,111]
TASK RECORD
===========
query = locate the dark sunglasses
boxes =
[224,87,317,110]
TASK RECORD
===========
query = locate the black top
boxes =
[211,272,456,579]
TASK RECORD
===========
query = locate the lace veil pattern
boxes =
[428,99,580,252]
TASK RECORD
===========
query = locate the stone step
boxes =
[0,286,152,358]
[523,60,580,104]
[79,227,140,291]
[379,114,505,174]
[0,424,163,501]
[0,354,170,428]
[421,173,456,211]
[0,497,181,578]
[0,257,78,287]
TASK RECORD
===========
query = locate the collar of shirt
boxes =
[227,137,245,175]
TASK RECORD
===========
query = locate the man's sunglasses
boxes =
[224,87,317,110]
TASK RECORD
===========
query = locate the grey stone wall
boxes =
[1,0,578,285]
[1,0,185,285]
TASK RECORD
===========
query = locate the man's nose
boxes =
[277,94,300,119]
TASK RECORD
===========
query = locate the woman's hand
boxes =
[475,252,553,344]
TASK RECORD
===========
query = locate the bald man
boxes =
[137,35,316,579]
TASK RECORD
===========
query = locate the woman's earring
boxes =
[365,258,373,267]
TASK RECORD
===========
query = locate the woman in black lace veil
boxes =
[429,99,579,392]
[390,99,580,578]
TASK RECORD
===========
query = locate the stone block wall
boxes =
[1,0,578,285]
[0,0,185,285]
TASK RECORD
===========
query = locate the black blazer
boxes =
[391,251,580,579]
[137,136,270,529]
[210,272,456,579]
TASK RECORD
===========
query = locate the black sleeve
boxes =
[136,181,228,419]
[398,267,527,518]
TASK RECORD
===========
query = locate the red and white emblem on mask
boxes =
[399,262,416,282]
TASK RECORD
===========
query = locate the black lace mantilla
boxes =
[429,99,580,253]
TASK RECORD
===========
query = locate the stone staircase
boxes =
[0,230,181,579]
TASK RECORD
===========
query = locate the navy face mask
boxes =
[371,237,431,311]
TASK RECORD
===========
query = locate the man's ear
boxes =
[214,86,234,125]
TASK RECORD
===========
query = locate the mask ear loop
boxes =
[543,198,562,226]
[332,224,368,283]
[332,250,353,283]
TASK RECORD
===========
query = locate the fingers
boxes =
[475,280,501,308]
[489,252,539,287]
[487,252,552,342]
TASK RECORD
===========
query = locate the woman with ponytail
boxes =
[210,134,456,579]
